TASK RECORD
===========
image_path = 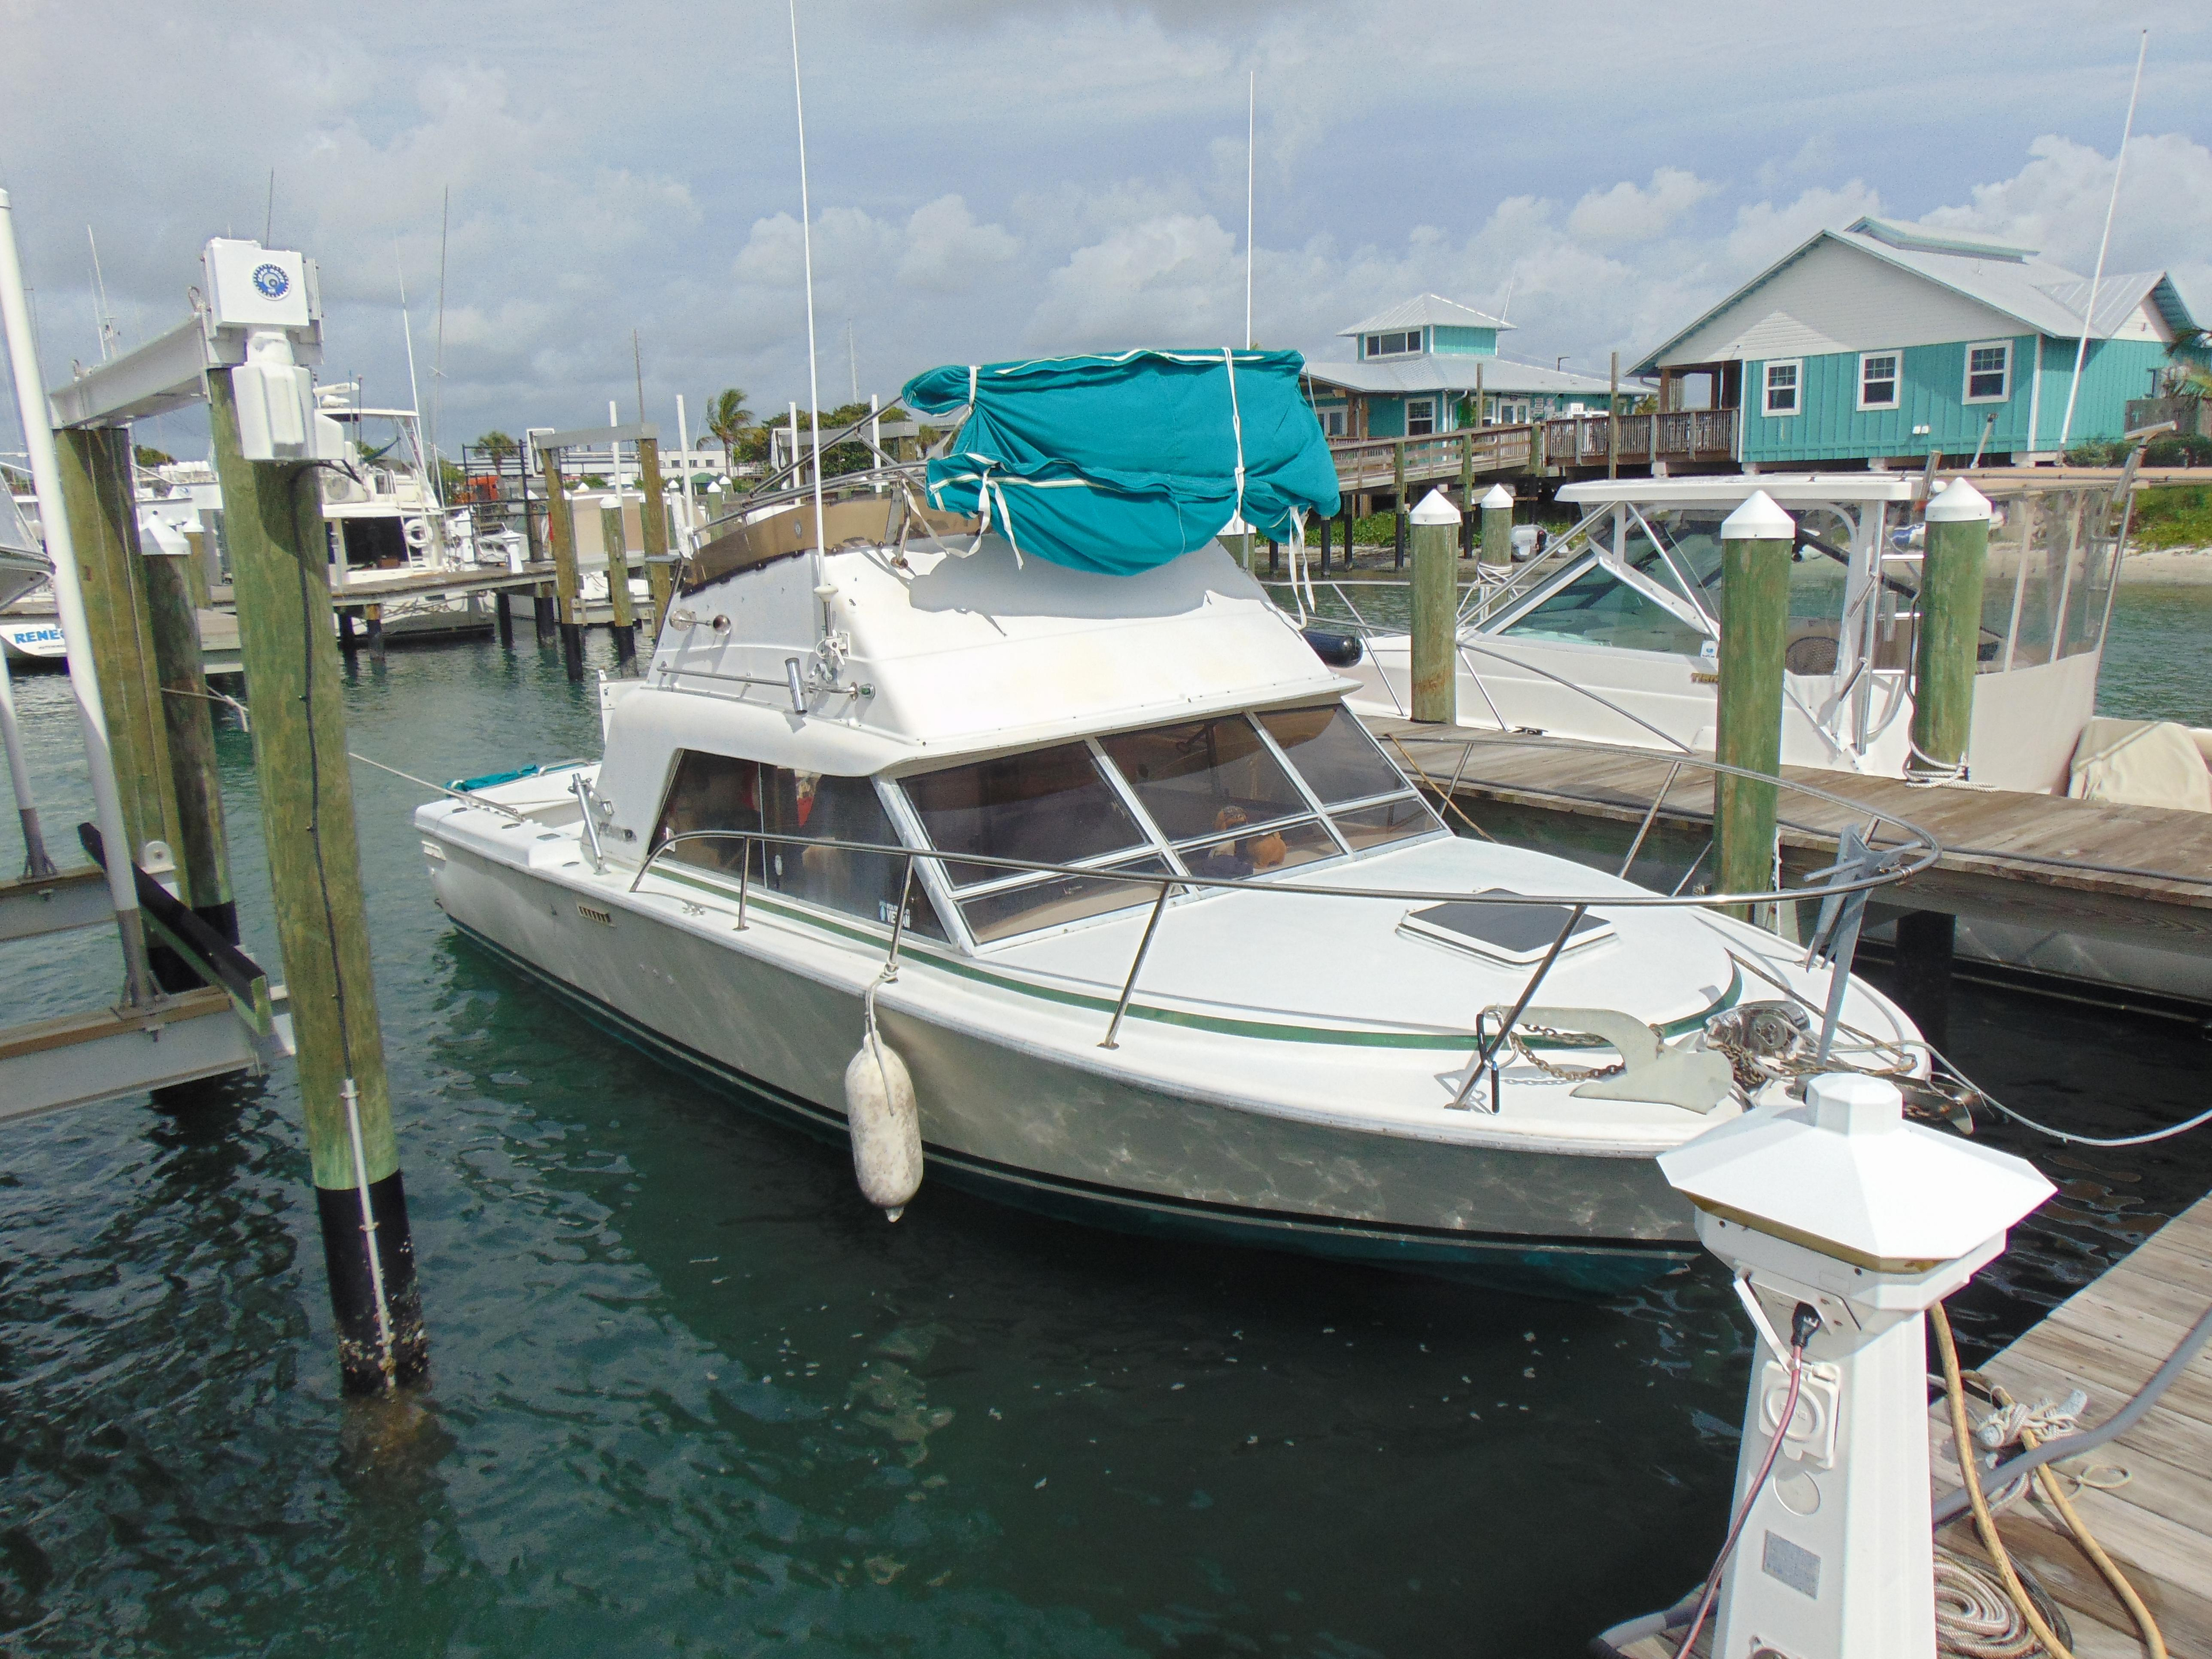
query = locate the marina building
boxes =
[1631,216,2200,468]
[1302,294,1633,440]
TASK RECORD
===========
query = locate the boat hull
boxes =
[431,841,1699,1297]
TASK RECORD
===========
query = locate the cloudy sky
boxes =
[2,1,2207,461]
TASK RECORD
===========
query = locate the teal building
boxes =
[1302,294,1633,441]
[1632,217,2199,467]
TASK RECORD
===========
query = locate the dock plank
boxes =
[1367,717,2212,949]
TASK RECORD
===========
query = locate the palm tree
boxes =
[704,389,752,467]
[476,430,518,464]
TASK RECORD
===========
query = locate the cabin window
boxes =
[1858,352,1900,411]
[651,752,944,935]
[1097,715,1345,880]
[1762,361,1801,416]
[1405,399,1437,437]
[1965,341,2011,403]
[900,743,1160,942]
[1256,705,1438,850]
[1366,331,1419,358]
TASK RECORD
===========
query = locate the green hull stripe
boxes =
[641,860,1744,1050]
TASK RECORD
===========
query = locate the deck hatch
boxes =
[1397,895,1614,965]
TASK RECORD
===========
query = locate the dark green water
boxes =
[2,629,2207,1658]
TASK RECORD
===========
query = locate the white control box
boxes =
[202,240,315,331]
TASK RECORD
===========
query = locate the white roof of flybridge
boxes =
[644,533,1349,774]
[1559,474,1917,507]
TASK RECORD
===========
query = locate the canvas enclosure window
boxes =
[652,752,942,934]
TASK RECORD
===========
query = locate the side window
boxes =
[652,752,942,936]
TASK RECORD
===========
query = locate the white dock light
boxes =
[1657,1074,2051,1659]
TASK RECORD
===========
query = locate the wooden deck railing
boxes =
[1539,409,1736,469]
[1326,425,1536,495]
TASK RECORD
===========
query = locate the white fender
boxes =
[844,981,922,1219]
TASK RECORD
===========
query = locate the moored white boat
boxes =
[414,351,1931,1293]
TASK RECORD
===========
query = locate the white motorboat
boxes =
[413,352,1930,1293]
[1343,471,2134,794]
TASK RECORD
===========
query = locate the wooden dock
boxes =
[1615,1194,2212,1657]
[1929,1193,2212,1657]
[1363,717,2212,972]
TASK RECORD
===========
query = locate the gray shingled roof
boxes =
[1339,293,1515,337]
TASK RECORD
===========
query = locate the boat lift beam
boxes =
[43,315,234,429]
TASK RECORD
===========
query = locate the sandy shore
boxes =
[2120,547,2212,585]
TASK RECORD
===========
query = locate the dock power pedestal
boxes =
[1659,1073,2052,1659]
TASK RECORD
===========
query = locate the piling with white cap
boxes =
[1660,1074,2051,1658]
[1479,483,1514,569]
[1912,478,1993,779]
[1714,489,1795,914]
[1408,488,1461,723]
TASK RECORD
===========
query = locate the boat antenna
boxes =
[632,327,645,425]
[86,226,118,362]
[433,185,448,484]
[395,243,436,520]
[2058,29,2147,454]
[1244,70,1255,349]
[263,168,274,246]
[789,0,830,641]
[847,319,858,404]
[1497,270,1516,325]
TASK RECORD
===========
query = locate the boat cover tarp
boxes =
[900,349,1340,576]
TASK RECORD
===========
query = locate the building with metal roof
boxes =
[1631,217,2200,467]
[1302,293,1633,441]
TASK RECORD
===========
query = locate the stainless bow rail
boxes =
[620,743,1939,1101]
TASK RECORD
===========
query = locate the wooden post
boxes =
[1316,514,1329,571]
[207,373,428,1396]
[1911,479,1992,777]
[1479,483,1513,568]
[637,435,672,640]
[142,542,237,941]
[1608,350,1620,480]
[540,447,585,681]
[1408,488,1460,724]
[533,584,555,642]
[337,608,358,652]
[600,501,637,668]
[494,588,514,649]
[1459,425,1477,559]
[1714,490,1793,918]
[55,428,181,865]
[1392,441,1407,570]
[364,603,385,662]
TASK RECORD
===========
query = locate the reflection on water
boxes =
[0,631,2206,1658]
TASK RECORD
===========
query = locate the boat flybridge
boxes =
[414,350,1932,1293]
[1343,471,2135,793]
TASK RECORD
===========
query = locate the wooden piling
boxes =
[364,604,385,662]
[1392,443,1407,570]
[1892,910,1956,1050]
[207,374,427,1395]
[637,435,672,640]
[533,584,555,642]
[1714,490,1792,916]
[540,450,585,682]
[1912,479,1992,777]
[141,543,236,941]
[1409,490,1460,724]
[55,428,181,865]
[600,501,637,668]
[1459,428,1476,559]
[495,589,514,649]
[1479,483,1513,568]
[1607,350,1620,481]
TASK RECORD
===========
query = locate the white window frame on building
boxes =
[1363,329,1422,359]
[1319,407,1346,437]
[1763,359,1802,417]
[1404,397,1437,437]
[1963,340,2012,404]
[1857,350,1900,411]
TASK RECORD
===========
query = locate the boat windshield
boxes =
[893,704,1440,945]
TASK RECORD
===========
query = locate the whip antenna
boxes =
[2059,30,2147,453]
[790,0,829,640]
[1244,71,1255,349]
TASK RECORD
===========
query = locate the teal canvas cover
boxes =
[900,348,1341,576]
